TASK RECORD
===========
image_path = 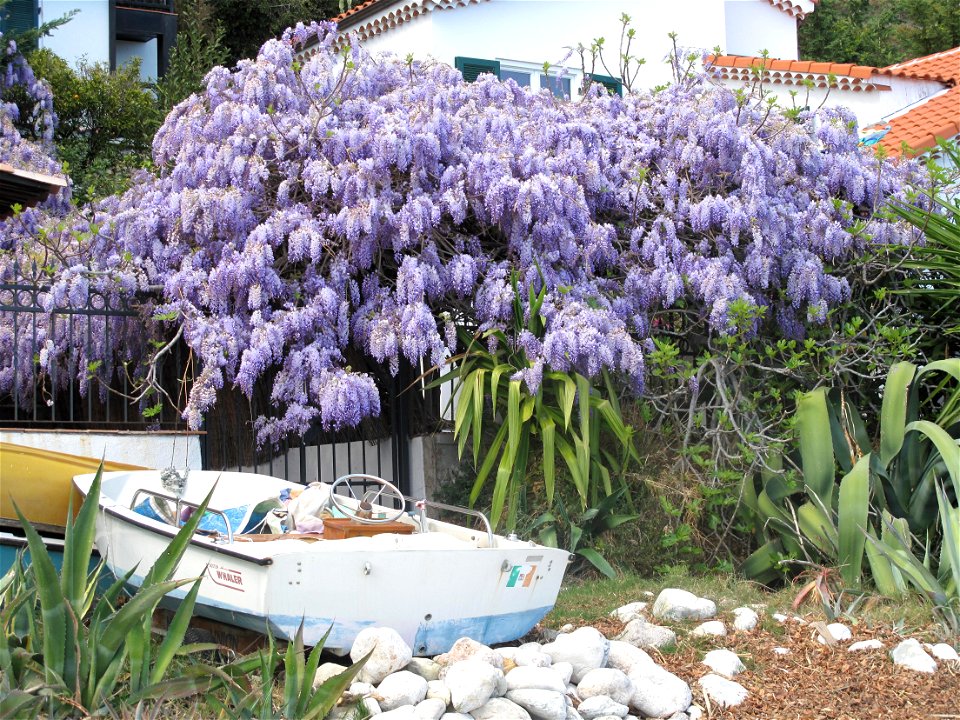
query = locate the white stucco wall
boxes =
[724,0,798,59]
[1,430,203,469]
[38,0,110,68]
[116,37,158,80]
[354,0,738,93]
[715,73,948,131]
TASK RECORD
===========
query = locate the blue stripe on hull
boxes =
[118,568,552,654]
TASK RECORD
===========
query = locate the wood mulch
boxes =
[645,621,960,720]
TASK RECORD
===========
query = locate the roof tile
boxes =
[882,46,960,85]
[870,86,960,156]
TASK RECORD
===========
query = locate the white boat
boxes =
[73,469,570,655]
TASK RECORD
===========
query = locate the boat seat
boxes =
[131,496,265,536]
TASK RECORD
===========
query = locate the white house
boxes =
[309,0,816,98]
[1,0,177,81]
[708,46,960,157]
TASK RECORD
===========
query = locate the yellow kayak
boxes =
[0,442,145,532]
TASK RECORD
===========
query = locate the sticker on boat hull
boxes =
[209,562,245,592]
[506,563,537,588]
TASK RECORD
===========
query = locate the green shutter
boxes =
[587,73,623,97]
[1,0,38,34]
[455,57,501,83]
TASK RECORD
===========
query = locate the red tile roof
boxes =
[866,47,960,156]
[707,55,885,91]
[882,46,960,84]
[866,86,960,157]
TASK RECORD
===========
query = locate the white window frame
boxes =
[497,58,581,100]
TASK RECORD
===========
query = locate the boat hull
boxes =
[1,442,143,532]
[76,470,569,654]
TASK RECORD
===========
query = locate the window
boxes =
[540,73,571,99]
[500,69,531,88]
[456,56,579,99]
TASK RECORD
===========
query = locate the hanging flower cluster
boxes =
[1,22,920,444]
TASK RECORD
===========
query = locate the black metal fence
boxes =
[0,272,449,496]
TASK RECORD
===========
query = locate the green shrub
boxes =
[740,359,959,590]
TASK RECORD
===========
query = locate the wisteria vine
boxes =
[1,22,922,445]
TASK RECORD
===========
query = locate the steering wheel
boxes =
[330,474,406,524]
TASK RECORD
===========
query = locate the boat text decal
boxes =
[208,562,245,592]
[506,563,537,588]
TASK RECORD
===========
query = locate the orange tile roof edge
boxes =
[882,46,960,85]
[706,54,886,91]
[866,86,960,157]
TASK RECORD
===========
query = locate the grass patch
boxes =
[544,566,950,642]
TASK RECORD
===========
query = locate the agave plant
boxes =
[741,358,959,590]
[0,464,216,718]
[170,622,371,720]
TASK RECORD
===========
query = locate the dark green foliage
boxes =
[798,0,960,67]
[26,49,160,203]
[157,0,229,112]
[213,0,345,65]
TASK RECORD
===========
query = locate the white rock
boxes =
[848,639,884,652]
[652,589,716,622]
[773,647,791,656]
[377,670,428,711]
[578,695,630,719]
[506,665,568,693]
[378,708,417,720]
[616,618,676,650]
[471,697,534,719]
[414,698,447,720]
[313,661,348,687]
[436,637,503,670]
[566,707,585,720]
[506,689,568,720]
[440,715,473,720]
[426,679,451,705]
[687,705,704,720]
[610,602,648,623]
[701,649,745,678]
[362,696,383,716]
[926,643,960,662]
[732,607,759,631]
[666,714,689,720]
[444,659,505,713]
[542,627,610,683]
[588,716,626,720]
[352,627,414,685]
[560,623,576,633]
[577,668,634,706]
[606,641,656,675]
[891,638,937,673]
[515,644,554,668]
[772,612,789,623]
[816,623,852,645]
[690,621,726,637]
[406,657,442,681]
[697,674,748,708]
[628,664,692,718]
[551,661,574,685]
